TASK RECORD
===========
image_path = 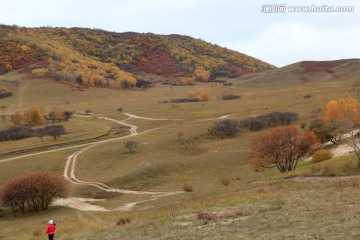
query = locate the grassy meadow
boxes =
[1,66,360,239]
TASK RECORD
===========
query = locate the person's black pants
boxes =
[48,234,54,240]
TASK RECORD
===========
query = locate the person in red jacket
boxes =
[45,220,56,240]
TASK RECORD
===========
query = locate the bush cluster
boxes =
[308,119,333,143]
[239,112,298,131]
[0,91,12,98]
[0,172,70,216]
[0,125,65,142]
[221,94,240,100]
[0,127,35,142]
[210,112,299,138]
[161,98,200,104]
[210,120,239,138]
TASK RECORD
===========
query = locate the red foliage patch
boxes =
[300,61,336,73]
[225,65,249,77]
[134,52,191,75]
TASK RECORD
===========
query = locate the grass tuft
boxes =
[183,182,193,192]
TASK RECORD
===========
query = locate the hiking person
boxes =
[45,220,56,240]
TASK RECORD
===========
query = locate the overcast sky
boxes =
[0,0,359,67]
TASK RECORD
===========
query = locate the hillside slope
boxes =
[237,58,360,88]
[0,25,275,89]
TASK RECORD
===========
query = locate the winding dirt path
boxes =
[18,81,29,111]
[1,112,240,211]
[64,114,183,196]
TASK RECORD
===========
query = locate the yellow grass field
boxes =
[1,61,360,239]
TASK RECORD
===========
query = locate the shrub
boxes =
[116,218,131,226]
[0,172,71,216]
[200,92,210,102]
[124,141,138,153]
[219,176,231,186]
[155,69,162,75]
[210,120,238,138]
[169,98,199,103]
[221,94,240,100]
[239,118,265,131]
[63,111,74,121]
[136,79,152,89]
[193,68,210,82]
[183,182,193,192]
[197,211,217,221]
[177,131,183,140]
[312,150,332,163]
[84,108,92,114]
[308,119,333,143]
[187,91,196,99]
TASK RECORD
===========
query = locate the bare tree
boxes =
[124,141,138,153]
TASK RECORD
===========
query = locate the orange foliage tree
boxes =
[24,106,46,126]
[11,111,23,126]
[193,68,210,82]
[321,96,360,143]
[248,125,318,173]
[321,96,360,125]
[187,91,196,99]
[322,95,360,167]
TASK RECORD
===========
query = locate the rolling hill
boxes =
[0,25,275,89]
[237,58,360,88]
